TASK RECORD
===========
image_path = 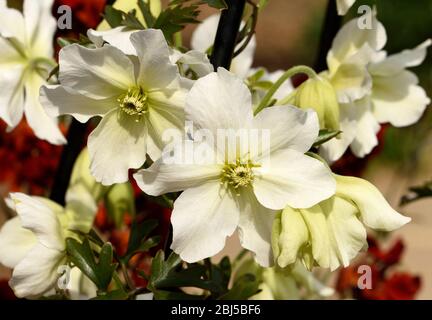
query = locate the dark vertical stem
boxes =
[164,1,247,257]
[210,0,247,70]
[50,120,87,205]
[314,0,342,72]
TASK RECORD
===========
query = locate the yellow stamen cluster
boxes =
[118,87,148,118]
[221,159,256,193]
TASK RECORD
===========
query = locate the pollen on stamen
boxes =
[118,87,149,120]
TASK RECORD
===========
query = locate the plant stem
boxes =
[210,0,247,69]
[314,0,342,72]
[254,65,318,115]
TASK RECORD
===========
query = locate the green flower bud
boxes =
[294,76,340,132]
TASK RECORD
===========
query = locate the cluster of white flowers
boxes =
[0,0,429,299]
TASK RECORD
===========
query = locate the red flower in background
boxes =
[336,236,421,300]
[55,0,106,31]
[0,121,64,195]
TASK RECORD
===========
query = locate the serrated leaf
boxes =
[125,219,158,256]
[104,5,124,28]
[138,0,156,27]
[313,129,342,147]
[121,10,146,29]
[66,238,117,292]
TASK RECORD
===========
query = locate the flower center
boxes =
[118,87,148,117]
[221,159,256,191]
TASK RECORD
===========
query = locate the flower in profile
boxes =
[134,68,335,266]
[272,173,410,271]
[41,29,187,185]
[0,0,65,144]
[0,188,97,298]
[320,10,430,161]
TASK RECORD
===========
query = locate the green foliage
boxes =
[146,251,259,300]
[66,238,118,293]
[121,219,160,263]
[103,0,228,44]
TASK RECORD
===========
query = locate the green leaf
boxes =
[126,219,158,254]
[219,274,260,300]
[104,5,124,28]
[105,182,136,228]
[138,0,156,27]
[66,238,117,292]
[313,129,342,147]
[121,10,146,29]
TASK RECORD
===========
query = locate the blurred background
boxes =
[0,0,431,299]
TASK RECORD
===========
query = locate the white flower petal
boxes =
[59,44,135,99]
[9,243,65,298]
[9,193,65,251]
[320,101,358,163]
[23,0,56,58]
[273,207,309,268]
[0,3,25,40]
[170,182,239,262]
[24,74,66,145]
[130,29,179,90]
[301,197,367,271]
[134,157,220,196]
[40,85,117,123]
[186,68,253,134]
[349,98,380,158]
[369,39,432,76]
[253,149,336,210]
[329,11,386,64]
[87,27,138,55]
[335,174,411,231]
[0,65,25,128]
[0,217,36,269]
[176,50,214,78]
[371,70,430,127]
[88,109,148,185]
[231,35,256,79]
[146,89,186,159]
[238,189,276,267]
[253,105,319,155]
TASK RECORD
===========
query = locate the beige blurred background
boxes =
[1,0,431,299]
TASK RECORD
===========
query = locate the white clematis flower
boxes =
[320,11,431,161]
[336,0,356,15]
[191,14,256,79]
[272,174,411,271]
[0,0,65,144]
[134,68,336,266]
[0,187,97,298]
[41,29,187,185]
